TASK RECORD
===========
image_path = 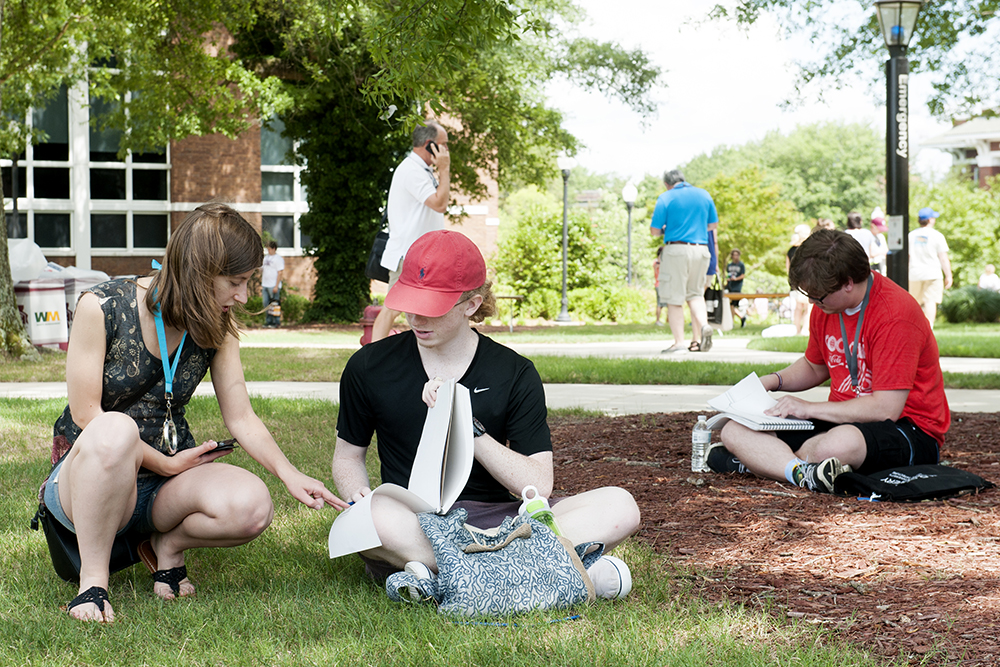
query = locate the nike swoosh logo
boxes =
[473,387,490,393]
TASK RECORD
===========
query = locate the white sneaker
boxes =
[403,561,436,602]
[587,555,632,600]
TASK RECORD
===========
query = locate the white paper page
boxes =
[439,383,474,513]
[327,483,437,559]
[407,378,456,509]
[707,372,777,418]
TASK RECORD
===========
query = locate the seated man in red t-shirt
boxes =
[709,229,950,492]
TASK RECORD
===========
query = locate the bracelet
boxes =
[772,372,783,392]
[473,417,486,438]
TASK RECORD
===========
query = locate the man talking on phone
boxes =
[372,120,452,341]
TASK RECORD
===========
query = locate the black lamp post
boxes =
[875,0,924,289]
[621,182,637,285]
[556,156,576,322]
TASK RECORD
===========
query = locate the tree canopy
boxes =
[712,0,1000,118]
[235,0,662,321]
[0,0,290,358]
[682,121,884,222]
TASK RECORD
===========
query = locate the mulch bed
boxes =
[550,411,1000,666]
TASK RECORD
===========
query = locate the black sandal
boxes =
[688,341,701,352]
[67,586,109,614]
[153,566,189,596]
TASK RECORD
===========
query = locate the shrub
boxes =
[940,286,1000,323]
[569,286,653,323]
[237,293,310,327]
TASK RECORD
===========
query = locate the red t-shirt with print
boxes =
[804,272,950,445]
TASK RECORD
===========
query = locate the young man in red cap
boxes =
[332,230,640,599]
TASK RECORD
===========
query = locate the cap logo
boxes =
[419,267,426,280]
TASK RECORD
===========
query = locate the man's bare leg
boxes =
[372,307,400,342]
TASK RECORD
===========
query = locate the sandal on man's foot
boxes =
[66,586,110,621]
[153,566,190,598]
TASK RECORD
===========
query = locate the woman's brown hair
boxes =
[146,204,263,349]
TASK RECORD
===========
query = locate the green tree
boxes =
[703,167,805,282]
[683,122,884,222]
[494,186,615,318]
[0,0,288,358]
[235,0,661,321]
[714,0,1000,118]
[911,174,1000,288]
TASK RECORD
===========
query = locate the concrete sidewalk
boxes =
[3,381,996,415]
[4,333,997,414]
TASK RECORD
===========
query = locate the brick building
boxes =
[921,116,1000,189]
[3,85,499,302]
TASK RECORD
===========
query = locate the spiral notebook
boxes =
[706,372,814,431]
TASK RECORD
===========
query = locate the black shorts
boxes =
[776,417,939,475]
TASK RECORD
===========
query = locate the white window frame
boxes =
[260,117,309,255]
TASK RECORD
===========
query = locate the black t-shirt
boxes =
[726,260,745,292]
[336,330,551,502]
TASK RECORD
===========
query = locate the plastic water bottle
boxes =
[691,415,712,473]
[518,485,562,535]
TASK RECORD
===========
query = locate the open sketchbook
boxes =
[706,372,814,431]
[327,379,474,559]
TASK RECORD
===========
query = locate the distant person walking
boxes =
[726,249,747,327]
[649,169,719,353]
[979,264,1000,291]
[908,207,952,329]
[371,120,451,341]
[869,208,888,274]
[844,212,877,265]
[261,240,284,328]
[787,224,813,335]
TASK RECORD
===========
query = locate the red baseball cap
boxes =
[384,230,486,317]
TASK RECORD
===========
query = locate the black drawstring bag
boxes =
[833,464,994,502]
[365,210,390,283]
[31,504,148,583]
[705,275,724,326]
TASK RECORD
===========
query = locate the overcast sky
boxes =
[545,0,953,184]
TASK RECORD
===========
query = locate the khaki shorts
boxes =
[658,244,711,305]
[909,278,944,305]
[386,258,404,291]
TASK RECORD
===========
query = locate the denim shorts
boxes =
[776,417,940,476]
[43,457,169,536]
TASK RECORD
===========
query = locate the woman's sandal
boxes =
[138,539,191,597]
[688,341,701,352]
[153,566,190,597]
[66,586,109,616]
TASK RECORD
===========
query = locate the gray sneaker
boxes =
[794,457,851,493]
[700,326,713,352]
[706,444,749,473]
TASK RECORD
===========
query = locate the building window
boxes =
[3,84,171,256]
[1,86,74,252]
[260,116,309,253]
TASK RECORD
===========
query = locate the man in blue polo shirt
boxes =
[650,169,719,353]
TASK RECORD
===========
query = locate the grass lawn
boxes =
[1,397,896,666]
[6,343,999,389]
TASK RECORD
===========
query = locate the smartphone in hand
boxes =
[426,140,438,156]
[214,438,239,451]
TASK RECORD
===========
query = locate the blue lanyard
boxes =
[150,260,187,399]
[838,274,873,390]
[150,260,186,454]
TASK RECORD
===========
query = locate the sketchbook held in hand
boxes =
[706,372,814,431]
[327,378,474,559]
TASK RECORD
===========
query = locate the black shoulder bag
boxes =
[365,209,390,283]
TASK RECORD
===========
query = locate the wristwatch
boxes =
[472,417,486,438]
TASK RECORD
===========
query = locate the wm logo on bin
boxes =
[35,311,62,324]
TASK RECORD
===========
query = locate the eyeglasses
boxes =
[796,287,828,305]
